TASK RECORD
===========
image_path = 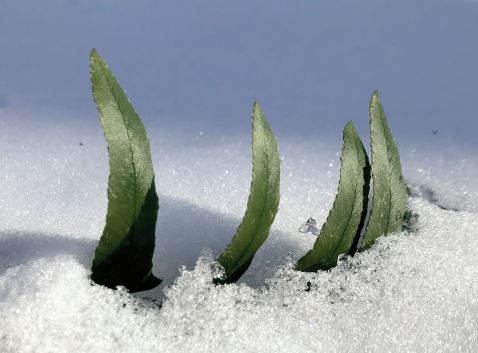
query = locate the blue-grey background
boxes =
[1,0,477,143]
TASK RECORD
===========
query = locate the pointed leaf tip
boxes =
[344,120,354,133]
[252,102,262,118]
[89,49,102,68]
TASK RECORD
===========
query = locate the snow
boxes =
[1,115,477,352]
[1,0,478,351]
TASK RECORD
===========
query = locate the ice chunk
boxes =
[298,217,320,236]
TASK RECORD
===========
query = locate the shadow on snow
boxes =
[0,196,299,296]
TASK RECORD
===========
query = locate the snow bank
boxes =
[0,116,477,352]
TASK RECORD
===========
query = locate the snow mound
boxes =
[1,200,477,353]
[0,116,477,352]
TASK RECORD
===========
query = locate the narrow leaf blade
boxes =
[360,91,407,251]
[295,122,370,272]
[89,49,161,292]
[216,102,280,283]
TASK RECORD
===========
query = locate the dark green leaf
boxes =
[89,49,161,292]
[295,122,370,272]
[216,102,280,284]
[360,91,407,251]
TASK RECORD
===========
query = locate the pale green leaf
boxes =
[360,91,407,251]
[90,49,161,292]
[295,122,370,272]
[216,102,280,284]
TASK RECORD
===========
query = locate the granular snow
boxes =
[0,115,477,353]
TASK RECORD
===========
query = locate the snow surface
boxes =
[1,0,478,352]
[1,113,477,353]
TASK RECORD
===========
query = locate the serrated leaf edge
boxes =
[216,102,280,283]
[295,122,370,272]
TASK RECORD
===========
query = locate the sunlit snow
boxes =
[1,0,478,352]
[0,115,477,353]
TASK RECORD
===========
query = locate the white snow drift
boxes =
[0,114,477,353]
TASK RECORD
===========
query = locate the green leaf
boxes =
[216,102,280,284]
[360,91,408,251]
[89,49,161,292]
[295,122,370,272]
